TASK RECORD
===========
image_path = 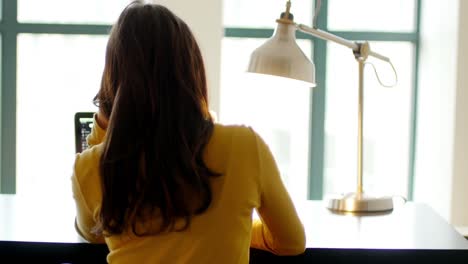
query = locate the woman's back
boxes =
[73,123,305,263]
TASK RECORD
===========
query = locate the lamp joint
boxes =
[277,0,294,24]
[353,41,370,61]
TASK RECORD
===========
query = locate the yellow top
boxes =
[72,115,306,263]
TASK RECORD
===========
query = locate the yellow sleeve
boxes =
[71,155,105,244]
[250,130,306,255]
[86,113,107,147]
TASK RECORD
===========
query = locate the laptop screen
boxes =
[75,112,94,153]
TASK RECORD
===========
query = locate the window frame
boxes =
[223,0,421,200]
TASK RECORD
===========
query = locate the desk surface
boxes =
[0,193,84,243]
[1,194,467,250]
[299,200,468,249]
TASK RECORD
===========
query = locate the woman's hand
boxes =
[96,110,109,130]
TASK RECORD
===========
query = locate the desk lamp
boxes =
[248,0,398,213]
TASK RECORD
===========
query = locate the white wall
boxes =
[450,0,468,226]
[156,0,223,114]
[415,0,468,226]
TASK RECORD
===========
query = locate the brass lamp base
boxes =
[326,192,394,213]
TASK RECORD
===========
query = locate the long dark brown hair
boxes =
[93,1,219,236]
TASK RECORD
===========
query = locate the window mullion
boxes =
[17,23,111,35]
[308,0,328,200]
[328,31,418,42]
[1,0,18,193]
[407,0,422,201]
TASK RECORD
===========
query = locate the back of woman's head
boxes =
[94,1,218,236]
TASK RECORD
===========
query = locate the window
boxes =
[221,0,420,200]
[0,0,131,194]
[17,34,108,195]
[327,0,416,32]
[0,1,421,201]
[324,41,414,198]
[18,0,128,24]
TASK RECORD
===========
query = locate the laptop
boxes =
[74,112,95,153]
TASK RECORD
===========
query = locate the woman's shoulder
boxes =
[213,123,262,145]
[213,123,257,138]
[210,123,268,162]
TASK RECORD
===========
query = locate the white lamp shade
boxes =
[247,22,316,87]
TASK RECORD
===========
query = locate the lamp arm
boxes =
[296,24,391,63]
[368,50,390,63]
[297,23,358,50]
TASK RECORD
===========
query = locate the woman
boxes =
[72,1,305,263]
